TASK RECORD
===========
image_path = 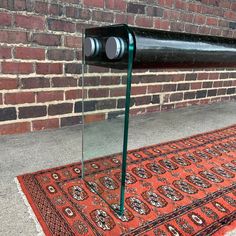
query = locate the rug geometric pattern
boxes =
[17,125,236,235]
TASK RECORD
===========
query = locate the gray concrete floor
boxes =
[0,101,236,235]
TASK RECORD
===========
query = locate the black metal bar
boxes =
[84,24,236,70]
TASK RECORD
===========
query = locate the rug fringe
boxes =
[14,177,45,236]
[225,229,236,236]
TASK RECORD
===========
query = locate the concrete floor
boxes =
[0,101,236,235]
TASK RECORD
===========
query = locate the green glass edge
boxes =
[119,26,135,216]
[81,25,135,216]
[81,29,85,179]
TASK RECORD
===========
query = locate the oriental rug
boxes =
[16,125,236,236]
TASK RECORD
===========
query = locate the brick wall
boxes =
[0,0,236,135]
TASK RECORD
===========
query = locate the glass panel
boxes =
[81,26,134,215]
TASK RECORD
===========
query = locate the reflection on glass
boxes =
[81,26,134,215]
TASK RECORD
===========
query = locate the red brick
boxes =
[0,31,27,44]
[231,2,236,11]
[83,0,104,8]
[147,6,164,17]
[47,49,74,61]
[19,106,47,118]
[100,76,120,85]
[213,81,223,88]
[52,77,77,87]
[0,122,30,135]
[175,102,188,109]
[188,3,202,13]
[170,22,184,31]
[219,1,231,9]
[154,19,170,30]
[49,4,63,16]
[194,15,206,25]
[14,0,26,10]
[218,20,228,28]
[130,107,146,115]
[48,18,75,32]
[198,26,211,35]
[48,103,73,115]
[15,47,45,60]
[92,10,113,23]
[15,14,45,30]
[146,105,161,113]
[199,98,210,105]
[110,88,126,97]
[208,73,219,80]
[177,83,190,91]
[202,81,213,88]
[0,47,11,59]
[220,73,229,80]
[32,118,59,131]
[32,33,61,46]
[0,78,18,89]
[175,0,187,10]
[5,92,35,105]
[36,63,62,74]
[147,85,162,93]
[184,91,196,100]
[20,77,50,89]
[84,113,105,124]
[134,95,152,105]
[161,104,175,111]
[179,13,193,23]
[135,16,153,28]
[88,88,109,98]
[185,24,198,34]
[64,36,82,48]
[105,0,126,11]
[65,89,83,100]
[66,7,91,20]
[36,91,64,103]
[170,92,183,102]
[127,2,145,14]
[0,12,12,26]
[191,82,202,90]
[224,11,236,20]
[162,84,176,92]
[206,17,218,26]
[173,74,185,82]
[223,80,232,87]
[2,62,33,74]
[210,28,221,36]
[65,63,81,74]
[197,73,209,80]
[131,86,147,95]
[34,1,48,14]
[202,5,214,15]
[165,10,180,21]
[115,14,134,25]
[61,116,82,127]
[0,0,26,11]
[76,22,96,32]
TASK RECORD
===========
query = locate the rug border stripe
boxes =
[15,176,51,236]
[15,124,236,235]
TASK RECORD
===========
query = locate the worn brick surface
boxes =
[0,0,236,134]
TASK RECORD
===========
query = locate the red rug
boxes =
[17,125,236,236]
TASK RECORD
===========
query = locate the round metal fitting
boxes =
[84,37,100,57]
[105,37,125,60]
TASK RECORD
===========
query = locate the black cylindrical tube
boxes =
[131,27,236,69]
[84,24,236,70]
